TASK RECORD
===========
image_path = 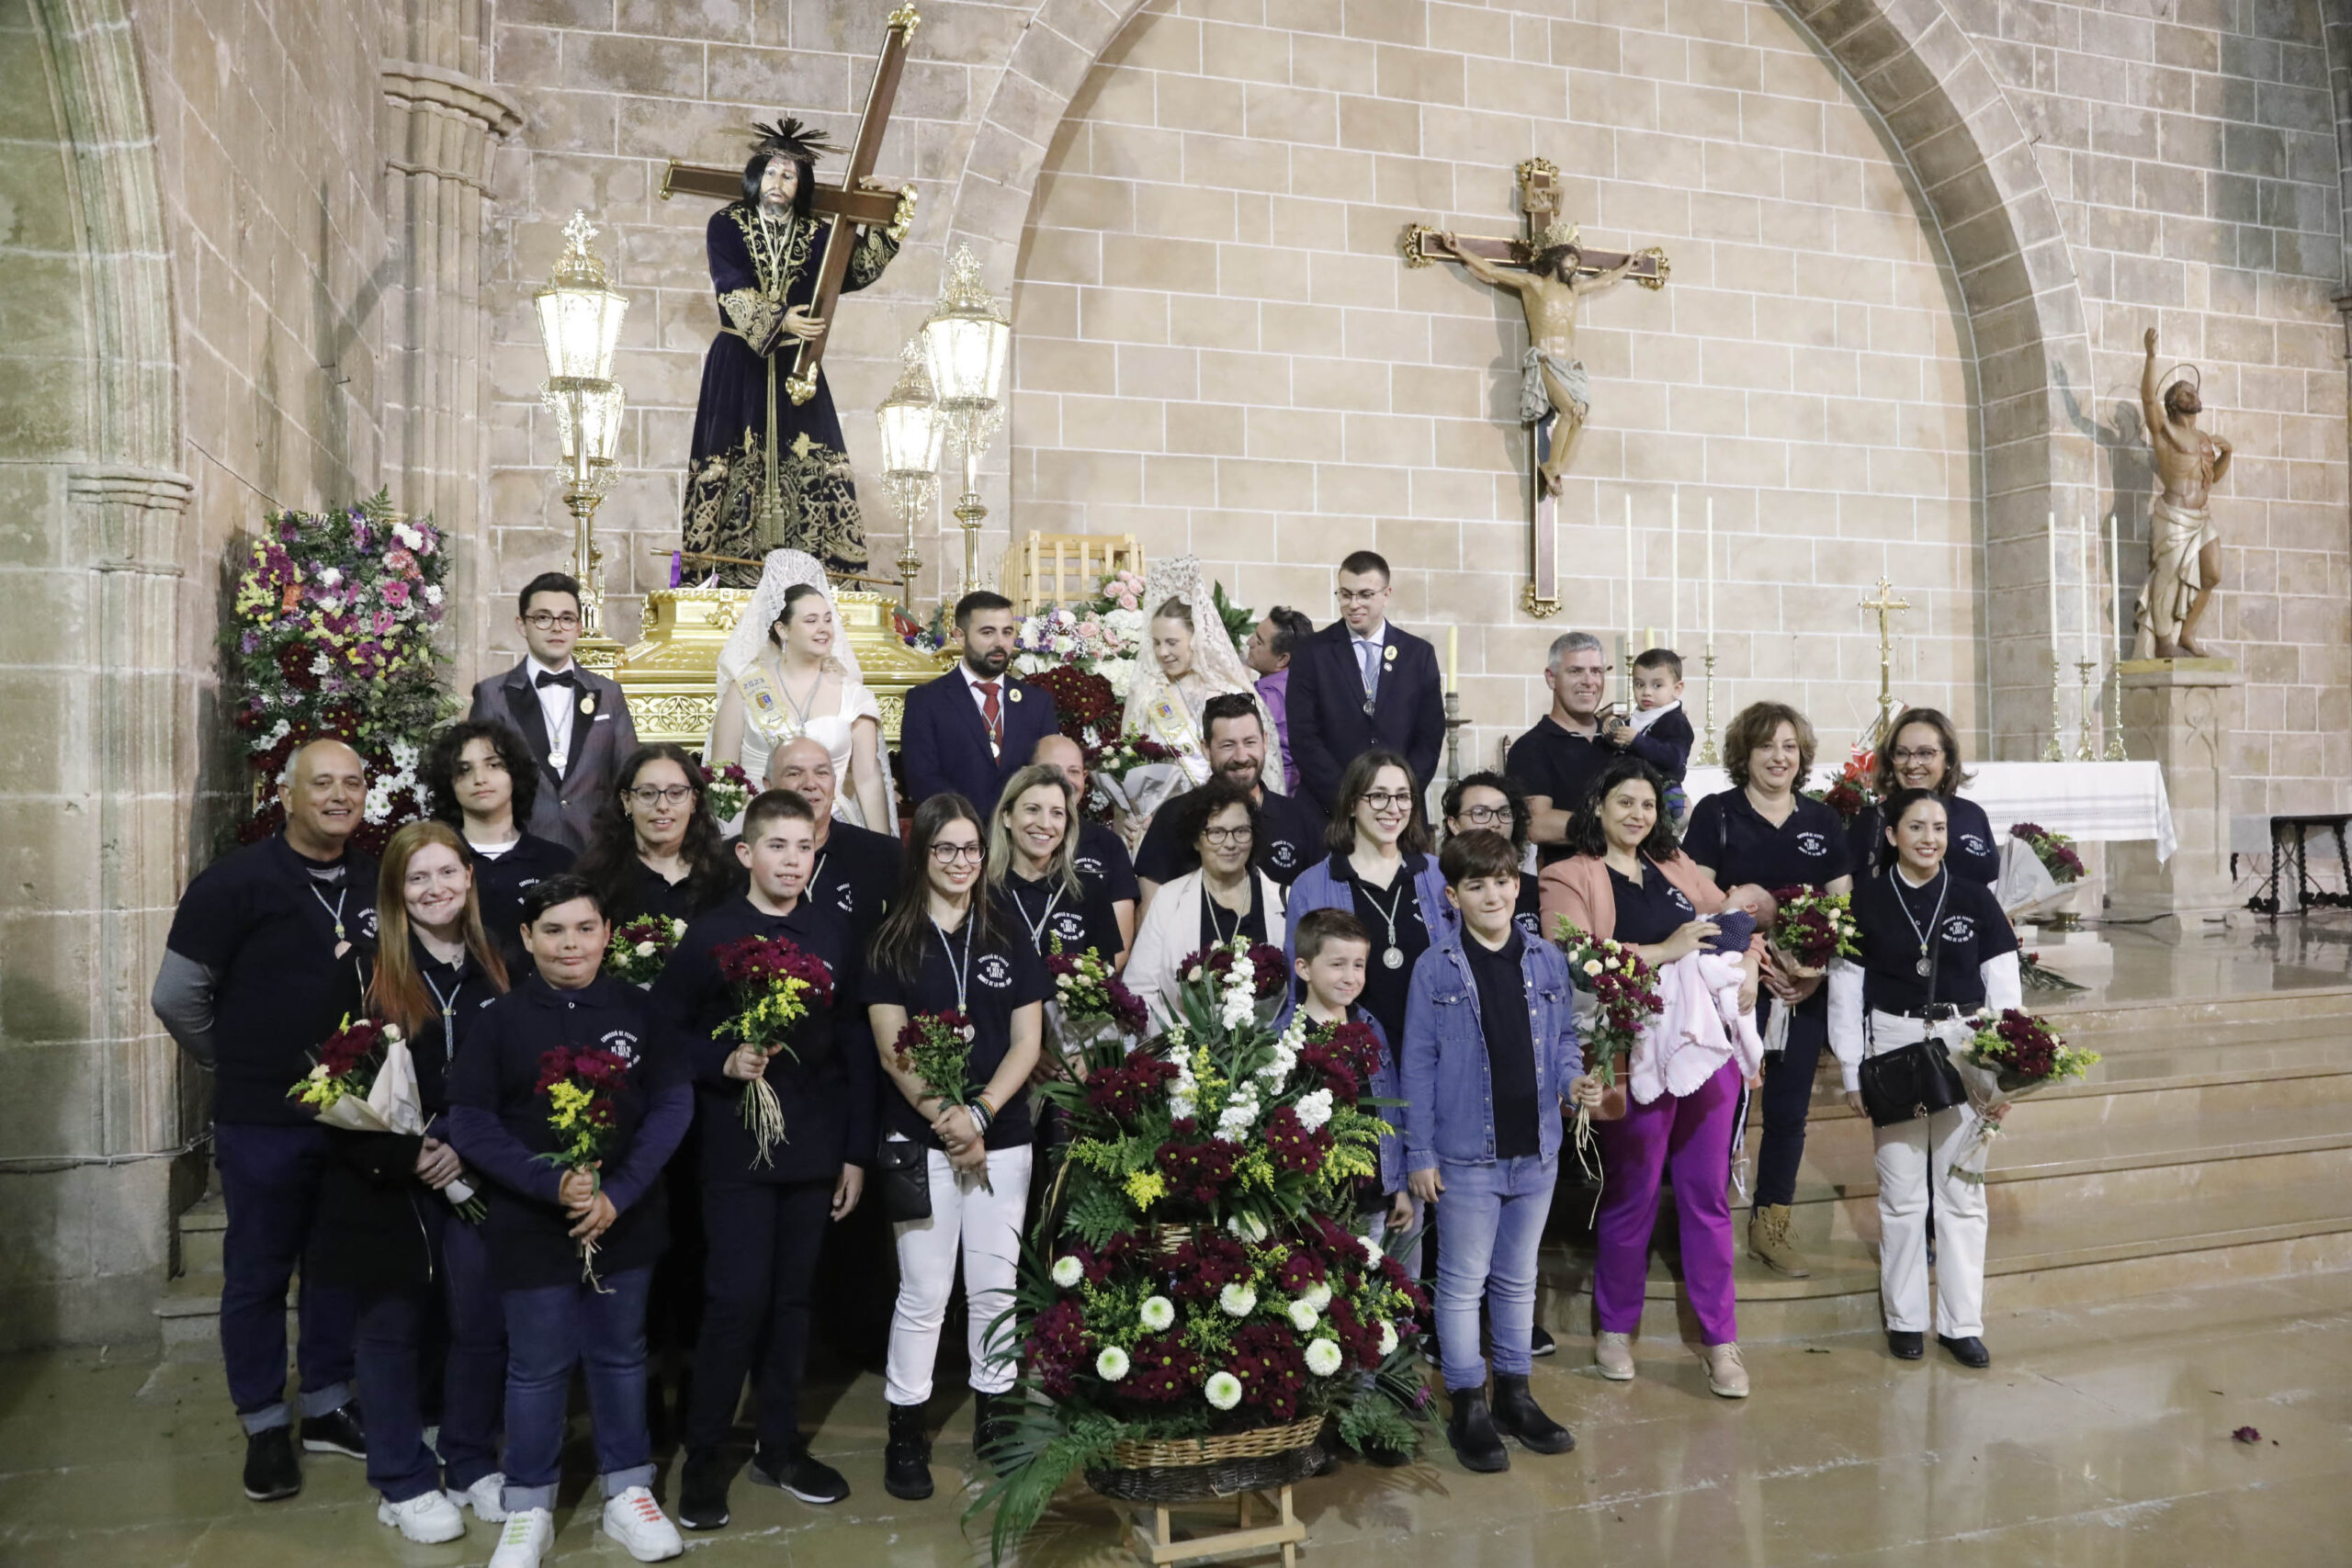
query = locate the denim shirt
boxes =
[1401,935,1580,1170]
[1272,998,1402,1194]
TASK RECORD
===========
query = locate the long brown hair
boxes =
[1323,748,1433,858]
[370,820,510,1035]
[868,794,1008,982]
[1869,706,1973,797]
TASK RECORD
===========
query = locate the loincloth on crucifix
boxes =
[1520,346,1589,426]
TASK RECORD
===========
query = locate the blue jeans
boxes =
[437,1208,507,1491]
[498,1267,655,1514]
[1432,1155,1557,1392]
[214,1122,356,1431]
[356,1283,441,1503]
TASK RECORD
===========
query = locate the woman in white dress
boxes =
[1118,557,1287,800]
[706,548,898,830]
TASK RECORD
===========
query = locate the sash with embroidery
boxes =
[736,665,799,741]
[1145,693,1211,788]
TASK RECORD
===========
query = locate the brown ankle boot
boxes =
[1747,1203,1812,1279]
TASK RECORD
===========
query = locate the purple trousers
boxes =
[1592,1059,1740,1346]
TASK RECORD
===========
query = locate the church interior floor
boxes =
[10,916,2352,1566]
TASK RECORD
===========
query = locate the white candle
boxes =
[2108,511,2121,660]
[1447,624,1458,694]
[2079,513,2094,664]
[1669,490,1679,651]
[2047,511,2058,660]
[1624,493,1634,640]
[1706,497,1715,644]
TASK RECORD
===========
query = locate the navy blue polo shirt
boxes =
[1609,861,1698,946]
[996,870,1121,964]
[865,917,1048,1153]
[1847,795,2001,889]
[1133,784,1324,888]
[1514,871,1544,945]
[165,833,381,1125]
[1074,819,1141,908]
[1852,868,2017,1016]
[652,894,875,1186]
[445,974,686,1290]
[1505,716,1611,866]
[469,831,574,968]
[809,818,902,951]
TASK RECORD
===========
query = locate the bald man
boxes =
[764,736,902,951]
[152,737,375,1503]
[1032,734,1139,953]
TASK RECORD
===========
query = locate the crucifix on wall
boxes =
[1403,160,1668,616]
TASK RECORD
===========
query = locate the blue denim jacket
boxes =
[1401,935,1581,1170]
[1272,998,1402,1193]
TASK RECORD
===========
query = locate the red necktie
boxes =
[978,681,1002,750]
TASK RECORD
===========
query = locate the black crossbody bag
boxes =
[1857,929,1968,1127]
[874,1135,932,1222]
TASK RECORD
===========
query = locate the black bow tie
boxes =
[535,669,578,690]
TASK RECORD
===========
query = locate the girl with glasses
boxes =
[1284,750,1453,1053]
[1123,776,1289,1023]
[1443,770,1540,944]
[865,795,1047,1502]
[1845,708,1999,889]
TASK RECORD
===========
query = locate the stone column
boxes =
[2108,660,2247,926]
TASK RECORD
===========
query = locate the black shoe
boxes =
[1529,1325,1557,1359]
[1419,1330,1440,1367]
[299,1403,366,1459]
[883,1403,933,1501]
[1938,1335,1991,1369]
[677,1445,733,1530]
[242,1427,301,1501]
[1444,1388,1509,1474]
[1488,1373,1576,1455]
[1886,1330,1925,1360]
[972,1392,1016,1472]
[751,1442,849,1506]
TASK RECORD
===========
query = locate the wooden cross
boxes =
[659,4,921,406]
[1402,160,1668,618]
[1859,577,1911,750]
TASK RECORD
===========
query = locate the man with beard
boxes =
[1133,694,1325,907]
[899,592,1060,811]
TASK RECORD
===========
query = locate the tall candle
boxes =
[1447,624,1458,694]
[2079,513,2094,664]
[2108,511,2121,660]
[1669,490,1680,651]
[1624,493,1635,640]
[2047,511,2059,659]
[1706,496,1715,643]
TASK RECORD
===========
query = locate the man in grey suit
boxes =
[466,571,638,852]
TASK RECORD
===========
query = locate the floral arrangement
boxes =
[1046,948,1150,1067]
[1948,1009,2098,1183]
[1807,744,1878,825]
[712,933,836,1165]
[290,1014,401,1117]
[605,916,685,987]
[228,491,454,853]
[890,1010,989,1185]
[1550,920,1660,1075]
[1179,941,1290,1024]
[532,1045,632,1285]
[1024,662,1125,819]
[1767,886,1859,976]
[702,761,754,825]
[2009,821,2086,885]
[974,942,1424,1557]
[291,1014,487,1221]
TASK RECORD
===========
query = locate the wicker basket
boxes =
[1086,1414,1326,1503]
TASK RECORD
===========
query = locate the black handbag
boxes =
[874,1136,932,1223]
[1857,937,1967,1127]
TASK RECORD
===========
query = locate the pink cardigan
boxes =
[1537,852,1764,956]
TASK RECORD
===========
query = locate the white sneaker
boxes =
[1595,1330,1635,1382]
[602,1486,684,1562]
[487,1506,553,1568]
[377,1489,466,1543]
[446,1472,508,1522]
[1704,1341,1751,1399]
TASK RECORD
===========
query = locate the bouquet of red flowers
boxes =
[1046,947,1149,1072]
[702,761,754,825]
[533,1045,634,1286]
[1298,1017,1386,1102]
[1949,1009,2099,1182]
[605,915,685,987]
[1550,919,1662,1180]
[2009,821,2086,885]
[1810,744,1877,824]
[712,933,836,1166]
[292,1014,483,1221]
[1179,941,1288,1016]
[1767,885,1859,976]
[891,1010,993,1190]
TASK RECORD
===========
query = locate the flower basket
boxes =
[1086,1415,1327,1503]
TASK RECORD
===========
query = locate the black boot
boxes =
[1444,1387,1509,1473]
[884,1402,933,1501]
[1490,1373,1576,1455]
[677,1445,733,1531]
[972,1393,1017,1472]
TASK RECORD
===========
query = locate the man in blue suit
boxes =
[1285,550,1446,814]
[899,591,1061,811]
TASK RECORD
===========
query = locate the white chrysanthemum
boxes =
[1359,1235,1383,1266]
[1218,1282,1257,1318]
[423,584,443,605]
[1302,1282,1331,1313]
[1139,1295,1176,1332]
[1170,1096,1196,1122]
[1286,1298,1319,1331]
[1294,1088,1334,1133]
[1305,1338,1343,1377]
[1050,1256,1083,1289]
[1584,959,1604,976]
[1096,1346,1130,1381]
[1204,1371,1243,1410]
[1378,1321,1400,1357]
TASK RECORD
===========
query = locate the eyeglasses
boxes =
[930,842,985,863]
[1335,588,1385,604]
[1201,826,1253,846]
[628,785,694,807]
[1891,747,1946,763]
[524,612,581,630]
[1457,805,1515,826]
[1362,790,1414,810]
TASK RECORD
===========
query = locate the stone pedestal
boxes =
[2108,660,2247,925]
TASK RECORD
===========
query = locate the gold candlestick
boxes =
[1697,643,1721,765]
[2041,650,2065,762]
[2103,660,2130,761]
[1443,689,1465,787]
[2073,659,2098,761]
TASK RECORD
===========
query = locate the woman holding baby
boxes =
[1681,702,1852,1281]
[1539,756,1762,1399]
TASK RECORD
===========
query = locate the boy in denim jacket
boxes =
[1402,830,1600,1472]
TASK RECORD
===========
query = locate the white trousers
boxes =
[1872,1102,1987,1337]
[886,1143,1033,1406]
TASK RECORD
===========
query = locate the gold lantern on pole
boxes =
[874,338,945,613]
[920,247,1012,593]
[534,211,629,662]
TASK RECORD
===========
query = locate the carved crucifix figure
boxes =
[2133,325,2232,659]
[1402,161,1666,615]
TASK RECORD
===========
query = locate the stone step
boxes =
[175,1193,226,1276]
[2033,982,2352,1046]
